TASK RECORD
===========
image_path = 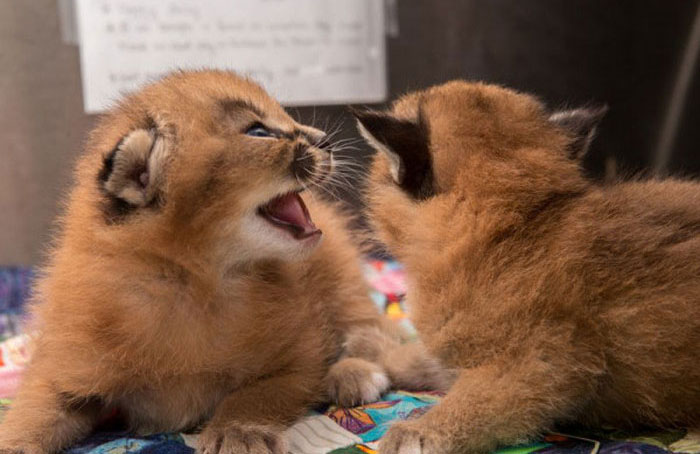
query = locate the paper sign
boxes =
[75,0,386,113]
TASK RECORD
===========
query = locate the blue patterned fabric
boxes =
[0,267,33,314]
[64,432,192,454]
[0,268,32,340]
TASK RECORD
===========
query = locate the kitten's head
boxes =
[353,80,606,252]
[76,70,332,266]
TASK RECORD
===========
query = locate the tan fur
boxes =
[0,70,436,454]
[358,80,700,454]
[325,357,389,407]
[341,325,455,393]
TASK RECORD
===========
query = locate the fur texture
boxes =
[355,80,700,454]
[0,70,442,454]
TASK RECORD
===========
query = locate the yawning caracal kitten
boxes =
[0,70,445,454]
[354,81,700,454]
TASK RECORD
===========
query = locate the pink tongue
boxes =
[268,193,319,237]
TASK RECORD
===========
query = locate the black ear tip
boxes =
[348,106,377,123]
[549,103,609,128]
[347,105,364,117]
[590,104,609,119]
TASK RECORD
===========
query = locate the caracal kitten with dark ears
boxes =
[354,81,700,454]
[0,70,445,454]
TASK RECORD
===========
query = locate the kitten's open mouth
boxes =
[257,191,321,240]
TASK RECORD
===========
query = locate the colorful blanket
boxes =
[0,261,698,454]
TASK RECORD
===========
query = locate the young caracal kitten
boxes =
[0,70,443,454]
[355,81,700,454]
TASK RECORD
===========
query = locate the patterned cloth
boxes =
[0,267,31,340]
[363,260,414,337]
[0,262,698,454]
[0,268,32,399]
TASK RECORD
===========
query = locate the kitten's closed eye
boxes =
[246,123,274,138]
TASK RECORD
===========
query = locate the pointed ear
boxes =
[351,108,434,199]
[98,128,169,211]
[549,105,608,159]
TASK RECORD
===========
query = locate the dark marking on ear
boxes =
[549,105,608,159]
[352,107,435,200]
[99,195,138,225]
[97,128,167,224]
[143,115,158,131]
[98,142,138,224]
[98,147,117,184]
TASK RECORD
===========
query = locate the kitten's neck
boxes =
[460,151,590,228]
[398,172,589,273]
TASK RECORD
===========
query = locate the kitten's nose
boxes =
[291,142,315,181]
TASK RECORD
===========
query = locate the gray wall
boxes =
[1,0,95,265]
[2,0,699,265]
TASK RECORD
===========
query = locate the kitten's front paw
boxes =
[197,422,287,454]
[327,357,390,407]
[380,421,443,454]
[0,430,44,454]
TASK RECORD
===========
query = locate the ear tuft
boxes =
[99,128,168,208]
[549,105,608,159]
[352,107,434,199]
[352,109,405,184]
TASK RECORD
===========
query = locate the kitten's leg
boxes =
[344,325,454,392]
[327,325,454,408]
[197,371,319,454]
[326,357,390,407]
[380,341,456,392]
[0,374,100,454]
[380,358,600,454]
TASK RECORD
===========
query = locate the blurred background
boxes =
[1,0,699,266]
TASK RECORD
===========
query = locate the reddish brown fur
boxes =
[359,81,700,454]
[0,70,441,454]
